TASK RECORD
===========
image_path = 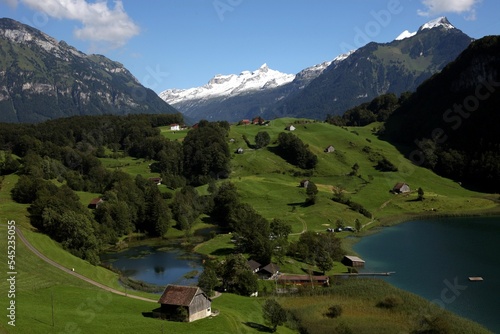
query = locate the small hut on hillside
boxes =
[324,145,335,153]
[392,182,410,194]
[88,198,104,209]
[156,285,211,322]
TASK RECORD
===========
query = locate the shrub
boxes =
[325,304,343,318]
[377,295,403,309]
[376,157,398,172]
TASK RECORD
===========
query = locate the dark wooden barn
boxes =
[341,255,366,268]
[157,285,212,322]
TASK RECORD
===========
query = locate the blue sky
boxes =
[1,0,499,92]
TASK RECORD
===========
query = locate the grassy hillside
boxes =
[0,118,497,333]
[0,224,298,334]
[218,119,497,234]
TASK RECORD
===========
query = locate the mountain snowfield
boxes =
[159,51,354,106]
[160,63,294,104]
[159,16,465,122]
[160,17,455,108]
[395,16,454,40]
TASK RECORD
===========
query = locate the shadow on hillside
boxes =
[242,322,273,332]
[210,247,234,256]
[287,201,310,208]
[301,268,324,276]
[266,145,283,160]
[142,311,154,318]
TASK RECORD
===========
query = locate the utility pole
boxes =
[51,289,55,327]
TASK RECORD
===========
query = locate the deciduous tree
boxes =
[262,299,287,332]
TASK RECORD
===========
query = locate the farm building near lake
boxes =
[156,285,212,322]
[277,274,330,287]
[342,255,365,268]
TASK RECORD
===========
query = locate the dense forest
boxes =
[0,114,342,271]
[381,36,500,191]
[0,114,231,263]
[325,92,410,127]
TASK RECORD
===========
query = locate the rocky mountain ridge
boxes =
[160,17,472,122]
[0,18,178,123]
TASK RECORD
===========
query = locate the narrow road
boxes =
[15,226,157,303]
[289,216,307,236]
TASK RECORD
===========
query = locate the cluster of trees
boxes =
[361,146,399,172]
[288,231,343,274]
[0,151,20,174]
[326,93,410,127]
[276,132,317,169]
[255,131,271,149]
[209,182,292,264]
[0,115,239,263]
[198,254,258,297]
[11,171,171,263]
[332,187,372,218]
[0,115,231,190]
[182,121,231,185]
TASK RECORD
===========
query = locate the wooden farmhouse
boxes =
[258,263,280,279]
[156,285,212,322]
[88,198,104,209]
[285,124,296,131]
[148,177,162,185]
[324,145,335,153]
[252,116,265,125]
[170,123,180,131]
[392,182,410,194]
[247,259,261,273]
[341,255,365,268]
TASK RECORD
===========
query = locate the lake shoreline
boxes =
[352,214,500,333]
[343,203,500,255]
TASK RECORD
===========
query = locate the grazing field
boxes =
[280,278,492,334]
[1,118,497,333]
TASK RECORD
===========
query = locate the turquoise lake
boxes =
[353,216,500,333]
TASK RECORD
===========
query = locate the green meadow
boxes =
[217,119,497,238]
[0,118,497,333]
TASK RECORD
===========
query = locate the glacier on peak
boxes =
[395,17,455,41]
[159,52,354,106]
[160,64,295,104]
[419,16,455,31]
[395,30,417,41]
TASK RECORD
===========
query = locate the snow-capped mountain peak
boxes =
[418,16,455,32]
[395,30,417,41]
[160,64,295,104]
[395,17,455,41]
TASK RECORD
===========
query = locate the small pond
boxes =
[100,245,204,287]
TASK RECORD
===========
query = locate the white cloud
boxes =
[1,0,19,8]
[418,0,480,19]
[19,0,140,49]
